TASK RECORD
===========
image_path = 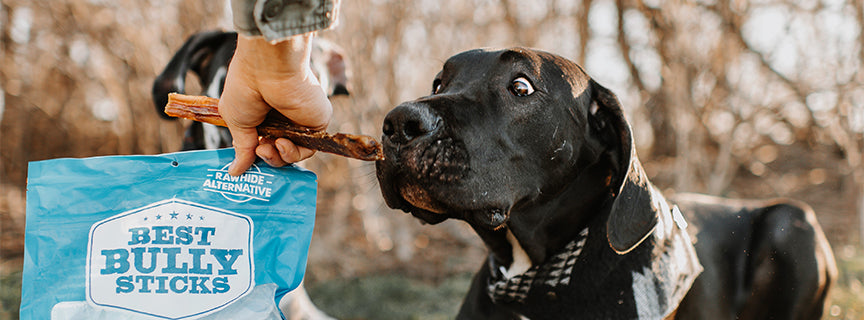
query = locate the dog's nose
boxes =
[382,103,441,144]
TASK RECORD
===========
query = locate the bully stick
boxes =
[164,93,384,161]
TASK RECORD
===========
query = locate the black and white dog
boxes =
[152,30,346,320]
[375,47,837,319]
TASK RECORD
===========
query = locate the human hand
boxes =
[218,33,333,176]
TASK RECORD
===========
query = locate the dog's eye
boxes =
[509,77,534,97]
[432,79,443,94]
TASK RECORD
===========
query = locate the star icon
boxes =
[186,213,193,220]
[170,211,179,220]
[155,214,162,220]
[199,216,205,221]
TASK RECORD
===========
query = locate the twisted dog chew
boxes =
[164,93,384,161]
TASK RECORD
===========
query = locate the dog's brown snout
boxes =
[382,103,441,144]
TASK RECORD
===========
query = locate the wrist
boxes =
[235,33,313,75]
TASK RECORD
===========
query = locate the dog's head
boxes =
[152,31,238,118]
[376,48,659,255]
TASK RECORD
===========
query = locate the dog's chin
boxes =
[377,137,510,229]
[396,183,512,229]
[401,206,451,225]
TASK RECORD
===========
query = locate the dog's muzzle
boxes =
[376,101,473,220]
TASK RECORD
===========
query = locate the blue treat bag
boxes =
[22,149,317,319]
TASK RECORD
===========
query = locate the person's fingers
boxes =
[274,138,317,163]
[261,71,334,130]
[218,66,270,129]
[227,127,259,175]
[218,34,333,174]
[219,61,267,176]
[255,143,288,168]
[221,95,263,175]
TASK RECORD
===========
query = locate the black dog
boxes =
[375,48,836,319]
[152,30,346,320]
[152,30,349,151]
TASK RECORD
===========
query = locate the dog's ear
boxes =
[324,42,350,96]
[152,31,237,120]
[310,39,350,97]
[588,81,659,254]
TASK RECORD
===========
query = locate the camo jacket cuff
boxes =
[231,0,338,42]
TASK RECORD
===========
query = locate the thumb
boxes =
[227,126,259,176]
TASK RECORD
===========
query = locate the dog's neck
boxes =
[486,227,591,304]
[476,175,702,319]
[471,159,616,272]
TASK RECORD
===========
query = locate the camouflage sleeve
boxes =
[231,0,339,41]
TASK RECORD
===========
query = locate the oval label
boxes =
[85,199,255,319]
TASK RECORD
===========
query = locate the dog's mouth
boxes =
[376,135,513,228]
[394,180,513,228]
[377,135,469,212]
[400,137,469,184]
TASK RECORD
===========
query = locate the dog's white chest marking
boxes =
[203,67,228,150]
[205,67,227,99]
[202,123,222,150]
[503,229,533,279]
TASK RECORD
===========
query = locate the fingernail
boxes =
[275,143,286,157]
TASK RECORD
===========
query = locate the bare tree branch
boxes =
[615,0,648,95]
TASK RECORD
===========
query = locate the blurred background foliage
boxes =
[1,0,863,318]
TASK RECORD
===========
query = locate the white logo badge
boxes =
[86,199,255,319]
[202,163,275,203]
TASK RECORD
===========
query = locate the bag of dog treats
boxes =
[21,149,317,319]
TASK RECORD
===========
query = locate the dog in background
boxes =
[152,30,345,320]
[374,47,837,319]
